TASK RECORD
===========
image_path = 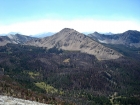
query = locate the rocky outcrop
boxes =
[0,95,47,105]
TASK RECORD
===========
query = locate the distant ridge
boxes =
[34,32,55,38]
[0,34,37,46]
[88,30,140,48]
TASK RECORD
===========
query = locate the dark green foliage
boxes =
[93,97,112,105]
[48,46,63,54]
[113,97,140,105]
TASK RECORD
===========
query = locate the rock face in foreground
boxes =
[26,28,122,60]
[0,95,47,105]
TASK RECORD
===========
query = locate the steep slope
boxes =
[88,30,140,47]
[0,34,37,46]
[26,28,122,60]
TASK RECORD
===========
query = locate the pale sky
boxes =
[0,0,140,35]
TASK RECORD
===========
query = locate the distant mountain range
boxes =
[88,30,140,48]
[33,32,55,38]
[0,28,140,60]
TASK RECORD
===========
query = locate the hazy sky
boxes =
[0,0,140,35]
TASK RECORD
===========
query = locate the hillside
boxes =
[0,43,140,104]
[26,28,122,60]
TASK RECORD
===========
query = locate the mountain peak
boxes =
[59,28,76,34]
[93,31,99,34]
[123,30,140,35]
[61,28,74,31]
[54,28,83,38]
[26,28,122,60]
